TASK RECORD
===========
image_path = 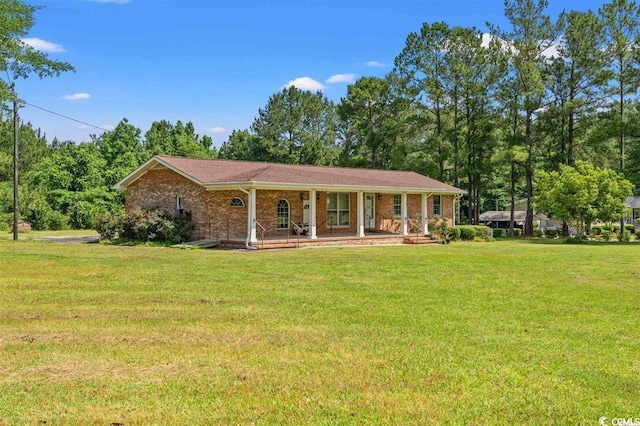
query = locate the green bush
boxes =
[493,228,505,238]
[601,230,611,242]
[95,209,195,244]
[625,224,635,233]
[544,229,560,238]
[533,229,544,238]
[473,225,494,241]
[449,227,461,240]
[622,230,631,242]
[591,225,603,236]
[512,228,522,237]
[458,226,477,241]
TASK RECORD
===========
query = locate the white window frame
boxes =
[176,196,184,215]
[326,192,350,227]
[433,195,441,217]
[393,194,402,217]
[230,197,245,208]
[277,199,290,229]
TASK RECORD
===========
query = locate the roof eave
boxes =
[203,181,464,194]
[112,156,205,190]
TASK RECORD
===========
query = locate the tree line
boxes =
[1,0,639,234]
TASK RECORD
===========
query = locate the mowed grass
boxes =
[0,240,638,425]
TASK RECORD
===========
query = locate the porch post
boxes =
[357,191,365,237]
[310,189,317,239]
[422,193,429,235]
[401,192,408,236]
[249,188,257,243]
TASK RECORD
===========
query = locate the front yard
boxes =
[0,239,638,424]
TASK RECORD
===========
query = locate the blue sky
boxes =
[14,0,606,147]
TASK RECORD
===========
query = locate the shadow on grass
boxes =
[494,237,639,246]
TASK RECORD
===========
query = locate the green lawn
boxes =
[0,240,638,424]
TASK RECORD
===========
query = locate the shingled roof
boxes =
[115,156,465,194]
[627,196,640,209]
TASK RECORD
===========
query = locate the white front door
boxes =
[303,200,310,225]
[365,194,375,229]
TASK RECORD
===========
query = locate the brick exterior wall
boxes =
[126,168,457,240]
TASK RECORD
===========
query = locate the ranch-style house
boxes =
[114,156,464,248]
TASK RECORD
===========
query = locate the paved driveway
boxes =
[34,235,99,244]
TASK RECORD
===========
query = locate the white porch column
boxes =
[310,190,317,239]
[401,192,408,236]
[249,188,257,243]
[357,191,365,237]
[422,193,429,235]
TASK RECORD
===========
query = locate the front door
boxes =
[303,200,310,225]
[365,194,375,229]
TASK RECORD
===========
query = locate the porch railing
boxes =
[254,219,265,249]
[289,222,302,248]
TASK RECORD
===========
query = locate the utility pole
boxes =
[12,86,20,241]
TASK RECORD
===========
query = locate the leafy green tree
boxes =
[251,86,338,165]
[337,76,404,169]
[218,129,266,161]
[93,118,145,187]
[0,0,74,105]
[394,22,452,181]
[542,10,608,169]
[0,118,48,181]
[536,161,633,236]
[490,0,563,236]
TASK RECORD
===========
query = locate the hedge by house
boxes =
[94,209,195,244]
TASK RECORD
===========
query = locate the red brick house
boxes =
[114,156,464,248]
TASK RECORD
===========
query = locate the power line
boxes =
[23,101,111,132]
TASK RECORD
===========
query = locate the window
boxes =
[433,195,441,217]
[393,194,402,217]
[230,197,245,207]
[277,199,289,229]
[176,196,184,215]
[327,192,350,227]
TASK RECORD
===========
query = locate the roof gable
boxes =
[114,155,464,193]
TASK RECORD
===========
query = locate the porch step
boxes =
[174,238,219,249]
[403,235,438,245]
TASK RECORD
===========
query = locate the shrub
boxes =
[493,228,505,238]
[625,224,635,233]
[449,226,461,240]
[533,229,544,238]
[566,236,588,244]
[473,225,494,241]
[601,230,611,242]
[622,230,631,242]
[428,217,451,244]
[544,229,560,238]
[94,211,122,240]
[458,226,477,241]
[511,228,522,237]
[94,209,195,244]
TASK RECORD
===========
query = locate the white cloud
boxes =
[209,126,226,134]
[21,38,64,53]
[62,93,91,101]
[326,74,356,84]
[283,77,326,91]
[365,61,385,67]
[482,33,560,59]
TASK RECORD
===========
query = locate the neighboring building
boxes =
[626,196,640,227]
[478,210,555,231]
[114,156,464,247]
[479,199,561,231]
[17,220,31,232]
